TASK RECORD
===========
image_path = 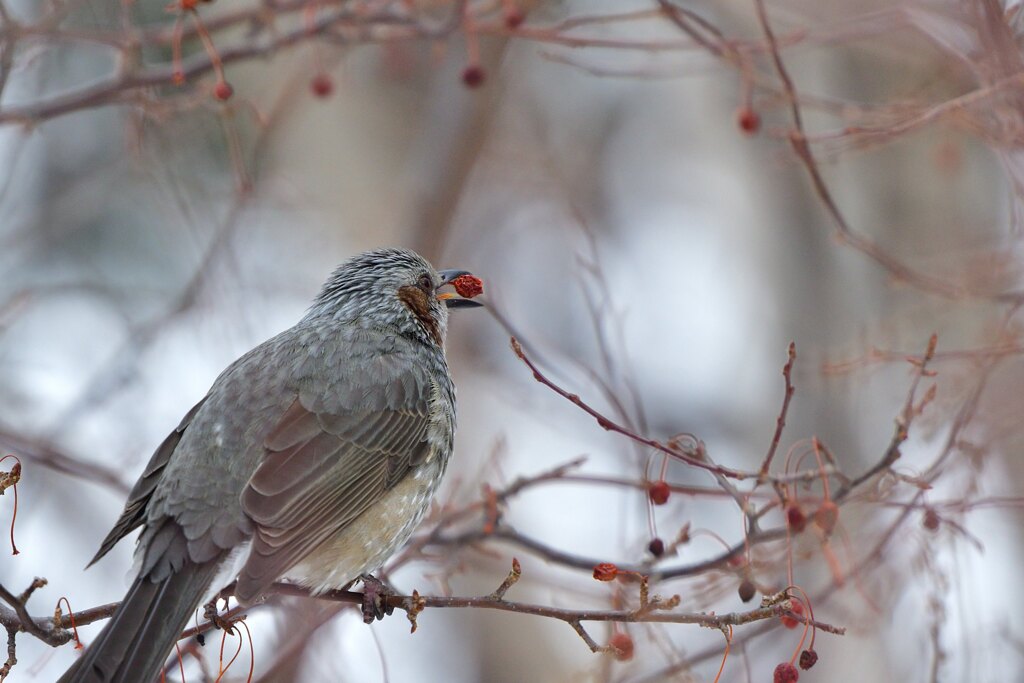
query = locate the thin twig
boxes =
[758,342,797,481]
[835,334,937,500]
[510,337,747,480]
[0,584,59,645]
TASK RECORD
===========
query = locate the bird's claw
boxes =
[202,597,237,635]
[359,574,395,624]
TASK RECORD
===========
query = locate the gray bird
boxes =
[59,248,482,683]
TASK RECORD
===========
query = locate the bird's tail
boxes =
[58,562,219,683]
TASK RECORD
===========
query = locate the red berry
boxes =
[738,578,756,603]
[648,538,665,557]
[451,274,484,298]
[774,662,799,683]
[799,649,818,670]
[780,599,804,629]
[213,81,233,101]
[311,74,334,98]
[505,8,525,28]
[608,632,634,661]
[737,107,760,135]
[786,504,807,533]
[923,509,940,531]
[462,65,486,88]
[593,563,618,582]
[648,481,670,506]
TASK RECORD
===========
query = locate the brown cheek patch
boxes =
[398,286,442,345]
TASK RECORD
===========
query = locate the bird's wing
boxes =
[88,397,208,567]
[235,352,436,599]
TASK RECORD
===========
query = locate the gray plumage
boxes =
[60,248,476,683]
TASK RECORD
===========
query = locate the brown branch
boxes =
[0,582,69,646]
[567,619,605,653]
[381,592,844,633]
[823,339,1024,375]
[0,627,15,683]
[486,557,522,600]
[758,341,797,481]
[2,567,845,664]
[509,336,837,488]
[510,337,749,480]
[834,334,937,501]
[745,0,1008,301]
[0,5,453,125]
[0,430,128,493]
[268,581,847,645]
[655,0,728,59]
[423,521,787,583]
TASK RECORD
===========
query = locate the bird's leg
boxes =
[359,574,396,624]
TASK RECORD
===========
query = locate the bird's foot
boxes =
[359,574,395,624]
[202,597,237,635]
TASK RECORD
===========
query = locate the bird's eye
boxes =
[418,273,434,292]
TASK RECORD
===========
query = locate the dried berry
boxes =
[462,65,486,89]
[813,500,839,535]
[311,74,334,99]
[774,662,799,683]
[213,81,233,101]
[608,632,634,661]
[593,562,618,582]
[737,107,761,135]
[737,578,756,603]
[780,599,804,629]
[451,274,483,298]
[648,538,665,557]
[923,508,940,531]
[786,504,807,533]
[799,649,818,670]
[648,481,670,506]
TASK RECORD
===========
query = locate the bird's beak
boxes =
[436,269,484,309]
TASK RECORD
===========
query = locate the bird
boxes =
[59,247,482,683]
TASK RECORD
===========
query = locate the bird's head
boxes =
[307,247,482,347]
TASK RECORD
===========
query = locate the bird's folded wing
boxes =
[236,366,434,600]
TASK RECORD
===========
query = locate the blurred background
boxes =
[1,0,1023,681]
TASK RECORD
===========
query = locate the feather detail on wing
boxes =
[235,372,433,602]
